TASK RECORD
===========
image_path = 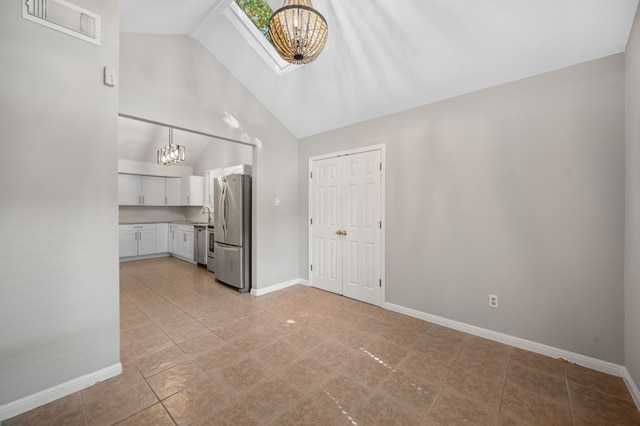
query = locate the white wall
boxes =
[626,8,640,387]
[0,0,120,413]
[299,55,626,364]
[118,159,193,177]
[119,33,300,291]
[193,138,253,177]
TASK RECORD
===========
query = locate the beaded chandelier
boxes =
[268,0,328,65]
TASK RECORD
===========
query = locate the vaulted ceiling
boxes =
[120,0,638,141]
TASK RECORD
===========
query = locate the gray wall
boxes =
[119,34,300,290]
[626,8,640,385]
[193,138,253,177]
[0,0,120,407]
[299,55,626,364]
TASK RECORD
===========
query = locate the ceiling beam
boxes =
[118,113,257,147]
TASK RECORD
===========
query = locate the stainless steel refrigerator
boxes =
[213,173,251,292]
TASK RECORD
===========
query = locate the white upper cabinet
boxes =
[181,176,204,206]
[118,174,206,206]
[141,176,165,205]
[118,174,141,205]
[165,178,181,206]
[118,174,165,206]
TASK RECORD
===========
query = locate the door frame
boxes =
[307,144,386,306]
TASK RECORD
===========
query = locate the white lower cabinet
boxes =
[169,224,195,262]
[119,224,158,257]
[156,223,169,253]
[119,223,195,263]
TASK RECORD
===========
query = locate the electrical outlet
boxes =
[489,294,499,308]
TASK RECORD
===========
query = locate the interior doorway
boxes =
[308,145,385,306]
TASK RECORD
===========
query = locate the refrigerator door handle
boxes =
[222,180,229,236]
[217,178,226,237]
[224,185,229,235]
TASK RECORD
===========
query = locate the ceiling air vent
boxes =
[23,0,101,45]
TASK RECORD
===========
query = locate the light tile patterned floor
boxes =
[4,257,640,425]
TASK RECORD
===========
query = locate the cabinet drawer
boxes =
[170,224,194,233]
[120,224,157,232]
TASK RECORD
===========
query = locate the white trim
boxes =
[308,145,387,163]
[0,362,122,421]
[385,302,627,377]
[119,253,170,263]
[221,3,297,76]
[251,279,305,296]
[307,144,387,307]
[623,368,640,409]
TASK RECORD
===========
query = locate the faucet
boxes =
[203,207,212,224]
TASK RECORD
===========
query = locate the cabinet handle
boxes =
[187,196,190,204]
[142,196,145,204]
[183,234,187,242]
[165,196,167,205]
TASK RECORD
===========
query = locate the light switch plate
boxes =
[104,66,116,87]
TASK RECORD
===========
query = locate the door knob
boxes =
[335,230,347,236]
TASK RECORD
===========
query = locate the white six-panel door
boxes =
[310,149,382,306]
[310,156,343,295]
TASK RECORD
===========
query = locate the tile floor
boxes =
[4,256,640,425]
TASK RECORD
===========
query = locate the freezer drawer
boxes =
[215,242,248,291]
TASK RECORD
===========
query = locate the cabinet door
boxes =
[165,178,181,206]
[140,176,165,206]
[119,229,139,257]
[180,231,194,260]
[168,228,178,255]
[118,174,141,205]
[137,229,158,255]
[181,176,204,206]
[156,223,169,253]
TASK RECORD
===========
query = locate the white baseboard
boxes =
[0,362,122,422]
[119,253,169,263]
[251,278,305,296]
[384,302,627,377]
[623,368,640,409]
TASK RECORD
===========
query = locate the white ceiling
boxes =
[120,0,639,142]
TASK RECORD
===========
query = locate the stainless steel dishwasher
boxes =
[194,225,208,265]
